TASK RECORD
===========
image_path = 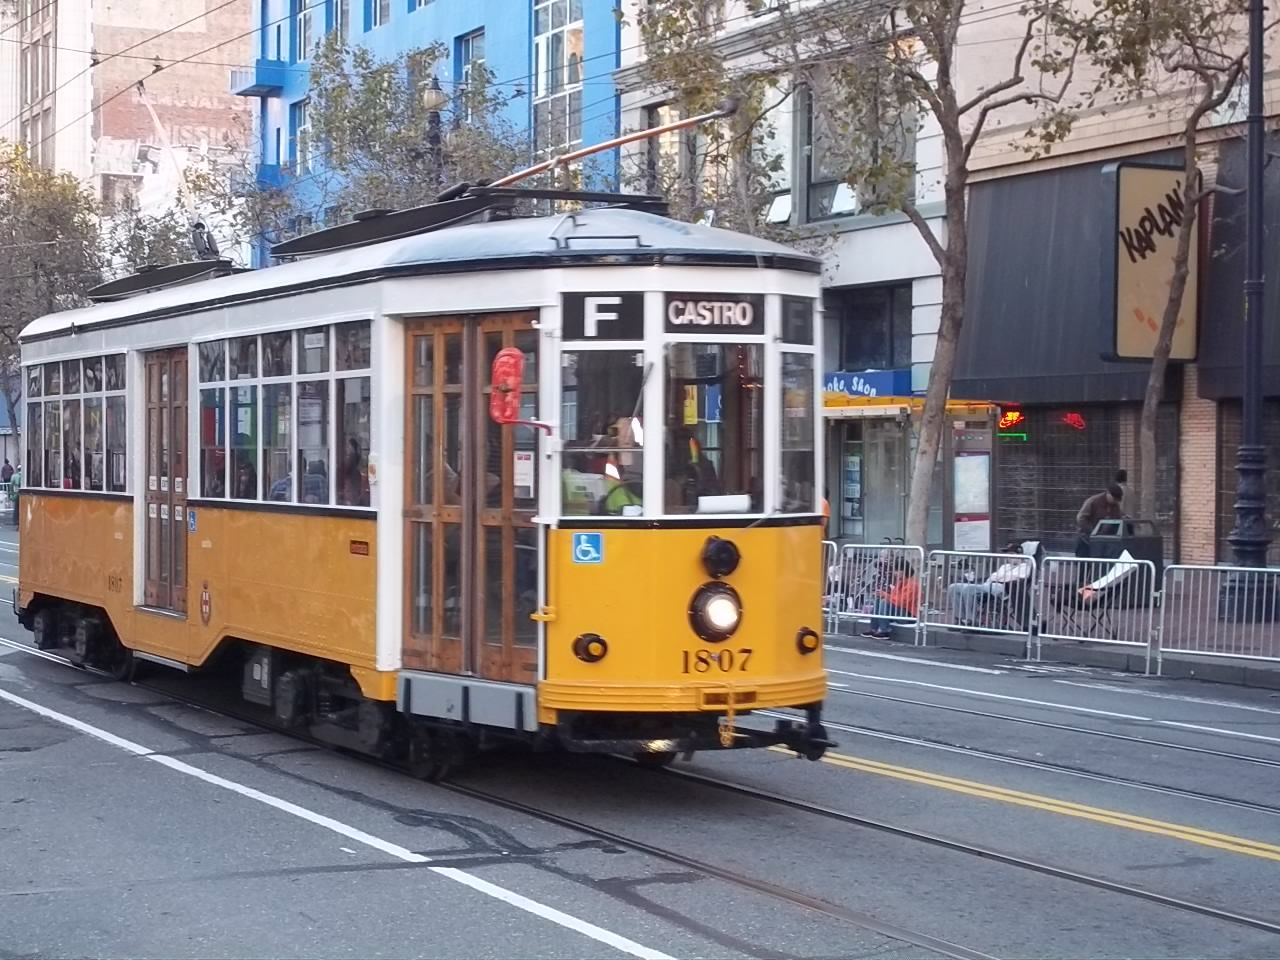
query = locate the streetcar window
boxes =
[85,397,104,492]
[83,357,103,393]
[43,400,60,489]
[62,399,81,489]
[198,341,225,383]
[106,396,127,492]
[26,365,41,399]
[105,355,126,392]
[63,359,80,395]
[782,297,814,345]
[336,320,371,371]
[44,362,60,396]
[230,337,258,380]
[199,389,226,498]
[560,350,644,516]
[264,385,292,501]
[297,381,330,504]
[664,343,763,514]
[262,332,292,377]
[26,403,42,488]
[780,353,816,513]
[298,326,329,374]
[336,377,371,507]
[231,386,259,499]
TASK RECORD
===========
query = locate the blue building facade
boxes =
[233,0,622,264]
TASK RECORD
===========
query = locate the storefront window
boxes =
[665,343,763,514]
[560,350,645,516]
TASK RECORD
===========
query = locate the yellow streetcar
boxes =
[16,177,830,775]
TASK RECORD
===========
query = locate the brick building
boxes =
[2,0,252,218]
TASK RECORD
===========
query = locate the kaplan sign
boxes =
[1107,162,1199,361]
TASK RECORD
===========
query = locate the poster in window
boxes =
[953,453,990,516]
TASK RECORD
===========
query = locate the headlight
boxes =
[689,582,742,642]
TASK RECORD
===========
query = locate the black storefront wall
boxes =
[1198,134,1280,399]
[956,154,1183,555]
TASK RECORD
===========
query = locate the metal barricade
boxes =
[822,540,838,626]
[825,543,925,639]
[923,550,1037,651]
[1157,565,1280,667]
[1034,555,1156,667]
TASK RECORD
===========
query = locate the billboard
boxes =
[1108,162,1199,361]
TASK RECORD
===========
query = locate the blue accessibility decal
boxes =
[571,532,603,564]
[188,509,197,533]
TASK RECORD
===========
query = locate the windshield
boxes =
[664,343,763,514]
[560,350,646,516]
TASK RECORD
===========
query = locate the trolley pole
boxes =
[1227,0,1271,573]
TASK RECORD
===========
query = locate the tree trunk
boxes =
[1137,169,1200,522]
[905,218,967,547]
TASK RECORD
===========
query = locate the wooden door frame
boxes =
[402,314,539,683]
[142,346,188,614]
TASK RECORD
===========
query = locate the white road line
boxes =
[833,670,1280,746]
[0,686,674,960]
[826,647,1005,674]
[1052,679,1280,717]
[433,868,674,960]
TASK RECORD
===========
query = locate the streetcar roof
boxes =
[21,208,820,344]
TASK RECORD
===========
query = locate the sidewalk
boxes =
[826,623,1280,691]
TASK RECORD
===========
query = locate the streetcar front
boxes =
[517,280,830,762]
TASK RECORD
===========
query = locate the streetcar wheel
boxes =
[108,644,136,682]
[633,751,677,769]
[32,610,57,650]
[407,733,446,782]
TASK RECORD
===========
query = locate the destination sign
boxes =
[664,294,764,335]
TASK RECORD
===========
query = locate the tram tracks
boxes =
[832,687,1280,769]
[760,709,1280,818]
[5,635,1280,947]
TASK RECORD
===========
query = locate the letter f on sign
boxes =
[583,296,621,337]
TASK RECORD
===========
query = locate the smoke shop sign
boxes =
[824,370,911,406]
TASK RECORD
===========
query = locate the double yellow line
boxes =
[783,747,1280,862]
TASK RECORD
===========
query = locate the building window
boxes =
[802,74,916,222]
[457,29,485,120]
[295,1,315,61]
[333,0,349,37]
[196,321,373,508]
[533,0,584,155]
[414,0,431,8]
[370,0,391,28]
[290,98,312,173]
[827,284,912,371]
[25,356,127,493]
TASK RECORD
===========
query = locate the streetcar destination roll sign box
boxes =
[665,294,764,335]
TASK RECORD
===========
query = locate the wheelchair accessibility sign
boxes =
[572,532,603,564]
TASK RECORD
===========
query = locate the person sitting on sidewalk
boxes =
[863,557,920,640]
[945,542,1033,626]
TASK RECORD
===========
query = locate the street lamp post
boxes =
[421,78,447,182]
[1225,0,1273,621]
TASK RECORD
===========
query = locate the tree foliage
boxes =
[0,144,103,440]
[304,35,530,218]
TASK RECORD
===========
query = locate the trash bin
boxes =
[1087,518,1162,607]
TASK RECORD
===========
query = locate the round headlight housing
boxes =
[701,536,741,578]
[689,582,743,642]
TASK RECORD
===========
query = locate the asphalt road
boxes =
[3,522,1280,959]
